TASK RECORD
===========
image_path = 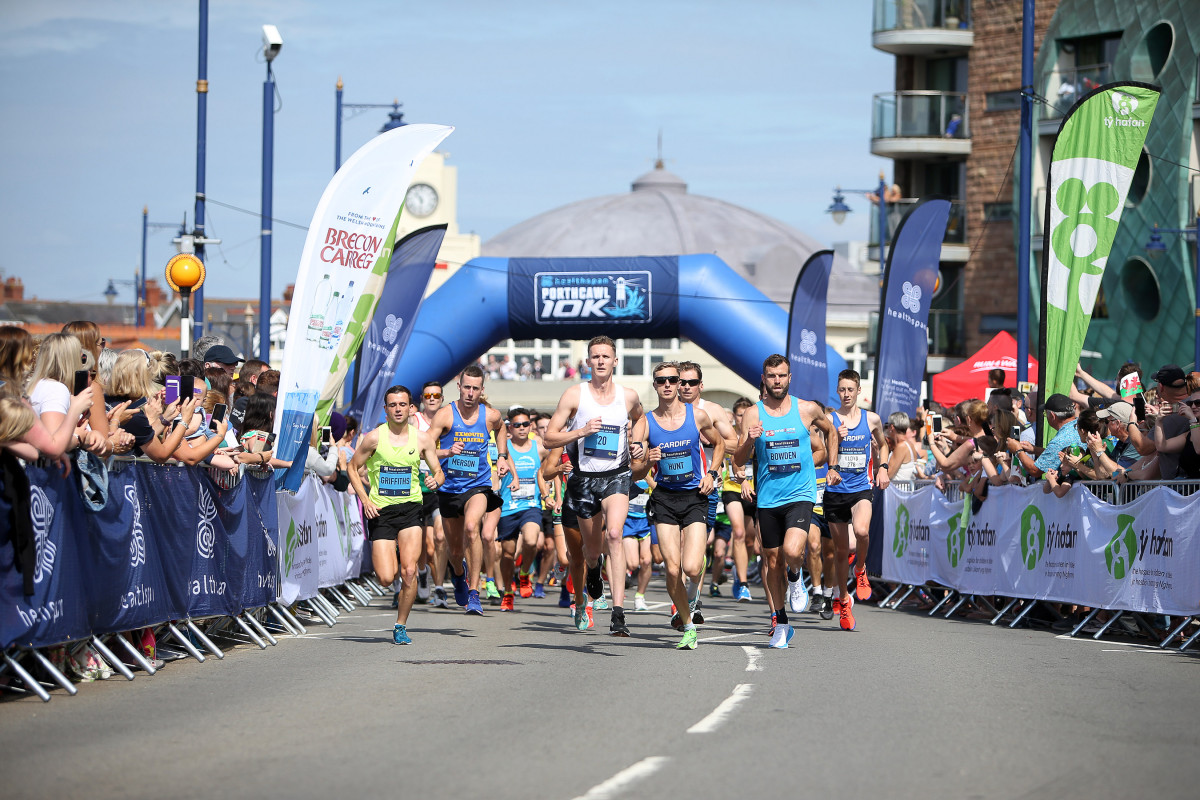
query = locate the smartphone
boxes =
[1132,394,1146,422]
[180,375,195,401]
[164,375,180,406]
[73,369,90,396]
[932,415,943,433]
[1010,425,1021,441]
[321,426,332,445]
[265,432,276,449]
[210,403,227,431]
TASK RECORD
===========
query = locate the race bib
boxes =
[583,424,621,459]
[841,452,867,471]
[743,463,754,481]
[510,483,536,500]
[814,486,825,506]
[378,465,412,497]
[658,450,694,481]
[448,451,481,478]
[629,493,648,509]
[765,438,802,473]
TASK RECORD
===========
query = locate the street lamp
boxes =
[165,253,205,359]
[827,172,892,276]
[1144,215,1200,370]
[260,24,282,363]
[334,78,406,172]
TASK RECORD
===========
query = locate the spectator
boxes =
[96,347,119,388]
[255,369,280,398]
[929,399,989,473]
[885,411,922,481]
[61,320,104,362]
[229,358,268,431]
[151,351,178,385]
[987,368,1005,389]
[519,357,533,381]
[204,366,232,402]
[1016,393,1081,481]
[25,333,106,456]
[105,350,192,462]
[0,327,36,396]
[1175,384,1200,479]
[1150,365,1191,480]
[533,359,544,380]
[1095,401,1146,467]
[191,334,224,364]
[203,344,242,380]
[500,355,517,381]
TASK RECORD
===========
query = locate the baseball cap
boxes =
[1152,365,1186,388]
[204,345,242,365]
[1096,401,1134,426]
[1038,393,1074,414]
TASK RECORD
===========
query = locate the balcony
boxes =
[873,0,973,55]
[1040,63,1112,132]
[867,198,969,263]
[871,91,972,158]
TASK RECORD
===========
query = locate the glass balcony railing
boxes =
[873,91,969,140]
[868,198,967,247]
[874,0,971,32]
[1043,63,1112,119]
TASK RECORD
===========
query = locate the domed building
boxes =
[473,162,880,409]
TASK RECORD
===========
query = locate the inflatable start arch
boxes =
[393,254,846,400]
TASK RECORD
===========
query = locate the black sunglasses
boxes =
[679,378,701,387]
[654,375,680,385]
[1186,399,1200,408]
[510,421,531,428]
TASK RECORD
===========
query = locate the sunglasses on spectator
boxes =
[654,375,680,385]
[679,378,701,387]
[1187,399,1200,408]
[422,392,442,400]
[509,421,530,428]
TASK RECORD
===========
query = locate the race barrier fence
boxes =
[877,479,1200,651]
[0,459,378,702]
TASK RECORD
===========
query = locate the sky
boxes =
[0,0,891,306]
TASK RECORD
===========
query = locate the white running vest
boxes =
[568,382,630,474]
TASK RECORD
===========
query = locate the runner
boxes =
[415,380,450,608]
[541,441,593,630]
[543,336,645,637]
[734,354,840,648]
[807,411,837,619]
[824,368,889,631]
[347,385,444,644]
[720,397,758,602]
[482,410,506,605]
[427,365,510,616]
[786,411,830,613]
[497,407,548,610]
[631,361,724,649]
[623,475,655,611]
[530,412,557,598]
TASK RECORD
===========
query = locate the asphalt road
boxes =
[2,582,1197,800]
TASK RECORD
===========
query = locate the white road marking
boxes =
[571,756,670,800]
[697,632,757,643]
[687,683,755,734]
[1055,635,1162,650]
[1100,649,1174,654]
[741,646,762,672]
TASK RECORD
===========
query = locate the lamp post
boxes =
[260,25,282,363]
[165,254,206,359]
[1145,215,1200,370]
[141,207,183,328]
[827,172,891,281]
[334,79,406,173]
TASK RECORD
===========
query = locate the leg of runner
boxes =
[636,535,652,601]
[518,520,540,598]
[482,506,501,603]
[563,520,591,630]
[431,513,449,607]
[710,529,728,596]
[680,519,708,646]
[462,492,490,614]
[783,523,809,614]
[656,521,692,644]
[395,526,423,635]
[830,519,856,630]
[599,493,630,635]
[820,535,836,619]
[442,514,471,608]
[850,497,873,602]
[725,499,752,601]
[806,523,823,603]
[534,529,555,597]
[498,535,517,610]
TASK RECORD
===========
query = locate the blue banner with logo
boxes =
[872,198,950,421]
[1,463,279,650]
[348,224,447,426]
[507,256,680,340]
[787,249,835,405]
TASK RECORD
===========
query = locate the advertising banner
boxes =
[787,249,834,405]
[275,123,453,492]
[1038,83,1160,410]
[872,199,951,421]
[275,476,321,606]
[347,224,447,425]
[883,483,1200,615]
[506,256,680,340]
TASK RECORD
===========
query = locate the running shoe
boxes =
[432,587,450,609]
[532,583,546,599]
[450,560,469,607]
[610,609,630,637]
[709,584,722,598]
[485,578,502,601]
[500,592,515,611]
[767,623,794,649]
[634,593,649,612]
[416,568,431,601]
[787,575,809,613]
[585,562,603,600]
[392,624,412,645]
[465,589,484,615]
[819,595,834,620]
[735,584,752,603]
[690,600,705,625]
[558,582,572,608]
[518,573,533,598]
[593,595,610,611]
[670,605,685,631]
[731,577,742,597]
[572,603,589,631]
[854,568,872,602]
[677,627,698,650]
[769,611,777,637]
[586,603,594,630]
[838,594,856,631]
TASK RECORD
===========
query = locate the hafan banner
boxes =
[275,123,453,492]
[275,474,365,605]
[883,483,1200,616]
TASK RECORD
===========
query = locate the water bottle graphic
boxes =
[307,274,332,342]
[615,276,627,308]
[320,291,340,349]
[329,280,354,350]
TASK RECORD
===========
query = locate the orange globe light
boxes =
[165,253,206,293]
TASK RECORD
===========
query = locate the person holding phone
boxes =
[25,333,106,456]
[104,350,193,463]
[1012,394,1082,482]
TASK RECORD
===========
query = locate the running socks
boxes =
[776,607,789,626]
[787,568,801,583]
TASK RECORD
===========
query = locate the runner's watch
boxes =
[707,469,720,479]
[827,464,841,472]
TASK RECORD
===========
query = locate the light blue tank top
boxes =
[500,439,541,515]
[627,479,650,519]
[828,410,870,493]
[646,404,704,491]
[439,402,491,493]
[753,397,816,508]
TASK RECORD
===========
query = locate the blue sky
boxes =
[0,1,891,305]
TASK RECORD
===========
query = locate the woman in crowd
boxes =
[929,399,990,476]
[104,349,192,462]
[26,332,108,456]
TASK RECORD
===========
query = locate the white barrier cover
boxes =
[884,483,1200,616]
[322,486,365,587]
[276,477,321,604]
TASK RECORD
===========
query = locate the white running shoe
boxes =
[415,567,431,602]
[634,594,649,612]
[767,623,794,649]
[787,575,809,613]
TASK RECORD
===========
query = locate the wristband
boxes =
[827,464,840,472]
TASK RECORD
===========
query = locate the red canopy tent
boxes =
[931,331,1039,407]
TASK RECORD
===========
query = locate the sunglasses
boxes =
[510,421,530,428]
[1186,399,1200,408]
[422,393,442,400]
[679,378,701,387]
[654,375,680,385]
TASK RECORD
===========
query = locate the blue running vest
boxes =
[647,404,705,490]
[439,402,492,493]
[500,439,542,515]
[828,410,871,493]
[753,396,817,508]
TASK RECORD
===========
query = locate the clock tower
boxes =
[397,150,481,295]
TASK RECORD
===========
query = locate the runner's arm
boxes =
[419,430,445,489]
[542,386,585,448]
[630,415,651,481]
[870,412,891,488]
[347,431,379,507]
[732,405,760,467]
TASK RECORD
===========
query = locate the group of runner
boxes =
[347,336,890,650]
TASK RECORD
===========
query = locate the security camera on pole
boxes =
[166,253,205,359]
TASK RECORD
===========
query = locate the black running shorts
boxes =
[756,501,814,550]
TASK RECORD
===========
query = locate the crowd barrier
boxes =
[877,479,1200,651]
[0,459,381,702]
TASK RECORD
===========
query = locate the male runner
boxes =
[632,361,723,650]
[734,354,839,648]
[415,380,450,608]
[720,397,758,602]
[824,369,889,631]
[533,413,560,599]
[544,336,645,636]
[623,475,655,611]
[347,385,444,644]
[541,442,594,629]
[497,407,548,609]
[427,365,510,615]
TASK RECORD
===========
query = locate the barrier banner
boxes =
[326,489,365,583]
[787,249,835,406]
[314,480,344,589]
[275,476,321,605]
[872,198,950,421]
[884,483,1200,615]
[275,123,454,493]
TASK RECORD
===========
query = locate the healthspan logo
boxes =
[893,503,911,558]
[1020,505,1046,570]
[30,485,56,584]
[799,329,818,356]
[197,483,217,559]
[382,314,403,344]
[535,271,651,324]
[126,483,146,568]
[1105,513,1139,580]
[900,281,922,314]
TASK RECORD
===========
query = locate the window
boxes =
[986,90,1022,112]
[984,202,1014,222]
[649,338,675,349]
[622,355,644,376]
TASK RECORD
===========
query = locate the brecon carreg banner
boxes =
[275,123,453,492]
[788,249,835,406]
[1038,83,1160,411]
[872,198,950,421]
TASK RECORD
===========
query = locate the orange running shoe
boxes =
[839,593,856,631]
[586,603,594,629]
[500,592,515,611]
[519,573,533,598]
[855,567,872,602]
[565,574,574,595]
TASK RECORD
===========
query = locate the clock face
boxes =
[405,183,438,218]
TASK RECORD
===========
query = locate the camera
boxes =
[262,25,283,62]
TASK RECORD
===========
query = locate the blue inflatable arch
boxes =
[393,254,846,402]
